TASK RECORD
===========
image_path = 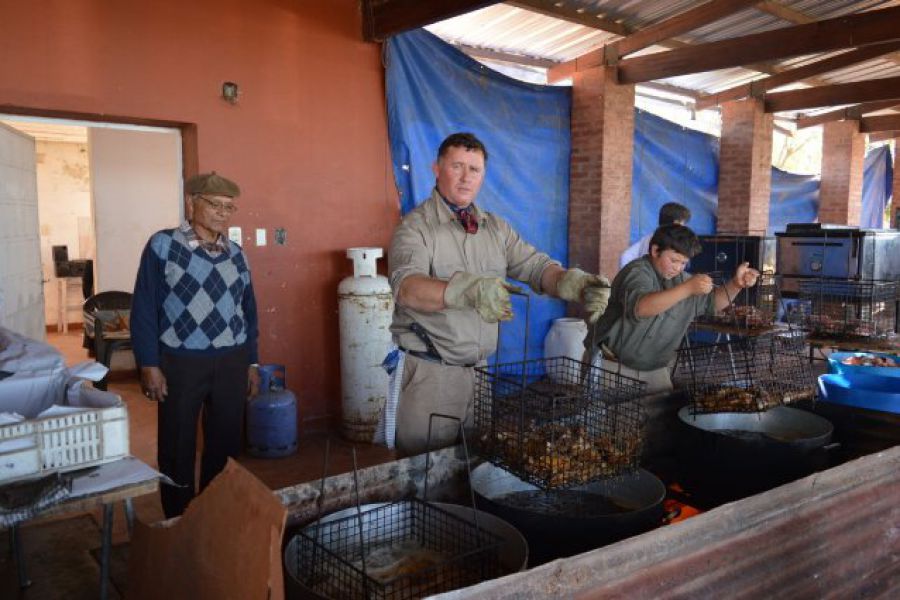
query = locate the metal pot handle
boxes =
[424,413,483,533]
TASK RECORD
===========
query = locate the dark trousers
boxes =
[158,347,249,518]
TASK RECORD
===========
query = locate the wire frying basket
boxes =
[673,330,815,414]
[798,279,899,341]
[284,420,506,600]
[695,271,781,334]
[474,291,647,490]
[286,497,503,600]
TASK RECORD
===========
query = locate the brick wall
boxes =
[819,120,865,225]
[717,98,773,235]
[568,66,635,282]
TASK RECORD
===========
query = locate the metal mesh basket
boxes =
[285,498,503,600]
[673,331,815,414]
[696,271,780,332]
[474,356,646,490]
[798,279,899,340]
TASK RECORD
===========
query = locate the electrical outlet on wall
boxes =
[228,227,242,245]
[256,228,266,246]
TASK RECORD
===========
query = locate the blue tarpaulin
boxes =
[768,167,819,234]
[630,111,894,242]
[385,29,572,361]
[631,110,719,239]
[862,145,893,229]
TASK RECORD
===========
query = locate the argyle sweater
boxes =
[130,227,259,367]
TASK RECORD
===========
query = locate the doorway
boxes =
[0,115,183,338]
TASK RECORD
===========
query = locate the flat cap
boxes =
[185,172,240,197]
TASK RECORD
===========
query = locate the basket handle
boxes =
[494,288,531,392]
[424,413,483,535]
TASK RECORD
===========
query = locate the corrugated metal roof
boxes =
[426,0,900,110]
[427,5,617,64]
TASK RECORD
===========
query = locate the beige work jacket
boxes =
[388,189,559,365]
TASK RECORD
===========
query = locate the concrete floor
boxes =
[1,330,396,599]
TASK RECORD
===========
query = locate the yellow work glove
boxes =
[444,272,521,323]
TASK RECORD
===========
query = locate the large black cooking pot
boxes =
[283,501,528,599]
[676,405,835,500]
[470,462,666,565]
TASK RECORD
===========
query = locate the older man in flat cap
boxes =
[131,172,260,518]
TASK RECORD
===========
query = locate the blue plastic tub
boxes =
[827,351,900,380]
[817,373,900,414]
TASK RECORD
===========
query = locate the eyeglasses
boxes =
[196,195,238,215]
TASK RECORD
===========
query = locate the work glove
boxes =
[583,285,612,324]
[557,268,608,303]
[444,272,522,323]
[558,268,611,324]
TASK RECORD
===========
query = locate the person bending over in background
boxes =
[386,132,612,456]
[131,172,260,518]
[590,224,759,395]
[619,202,692,269]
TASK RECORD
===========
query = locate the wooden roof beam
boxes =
[752,0,815,25]
[695,42,900,110]
[506,0,632,37]
[754,0,900,70]
[607,0,761,61]
[545,55,701,101]
[526,1,826,91]
[616,6,900,84]
[362,0,501,42]
[796,101,900,129]
[453,43,556,68]
[860,114,900,134]
[867,130,900,143]
[765,77,900,113]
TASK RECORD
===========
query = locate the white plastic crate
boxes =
[0,388,129,483]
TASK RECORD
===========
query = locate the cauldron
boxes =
[470,462,666,565]
[676,405,835,500]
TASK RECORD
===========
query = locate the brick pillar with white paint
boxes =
[717,98,773,235]
[819,120,866,226]
[568,65,635,283]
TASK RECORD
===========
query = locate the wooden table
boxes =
[2,458,159,599]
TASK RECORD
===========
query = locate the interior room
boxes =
[0,1,898,598]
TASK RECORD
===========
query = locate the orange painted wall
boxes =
[0,0,400,428]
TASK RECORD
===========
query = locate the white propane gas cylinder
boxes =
[338,248,393,442]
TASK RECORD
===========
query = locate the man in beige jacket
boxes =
[387,132,611,456]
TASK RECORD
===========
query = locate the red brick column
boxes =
[717,98,773,235]
[819,120,865,225]
[568,65,635,281]
[892,138,900,228]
